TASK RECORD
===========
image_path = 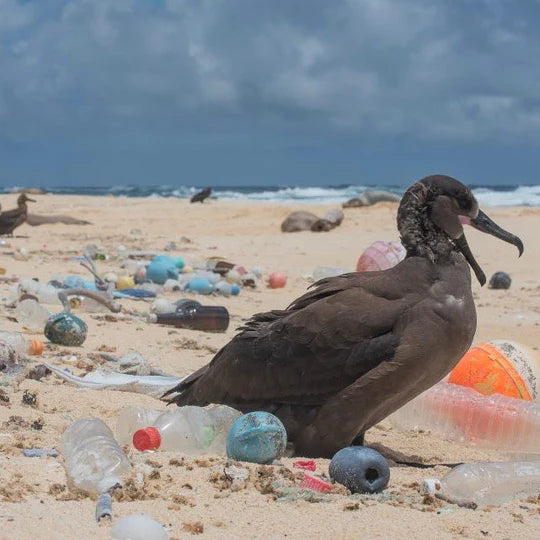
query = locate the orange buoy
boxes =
[449,341,539,402]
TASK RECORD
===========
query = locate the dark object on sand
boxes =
[488,271,512,290]
[191,187,212,203]
[329,446,390,493]
[0,193,35,236]
[281,209,344,233]
[343,190,400,208]
[163,175,523,457]
[26,213,92,226]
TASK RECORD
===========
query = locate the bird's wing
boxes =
[164,269,426,406]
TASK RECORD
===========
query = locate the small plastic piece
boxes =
[329,446,390,494]
[186,277,215,295]
[0,331,43,355]
[488,271,511,289]
[226,411,287,464]
[115,407,163,446]
[15,299,51,332]
[111,514,168,540]
[96,493,112,521]
[300,473,333,493]
[133,427,161,452]
[293,460,316,471]
[23,448,58,457]
[116,276,135,290]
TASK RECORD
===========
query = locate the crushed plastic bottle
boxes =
[388,382,540,455]
[62,418,131,494]
[0,331,43,355]
[422,461,540,507]
[115,407,164,446]
[15,299,51,332]
[132,405,242,454]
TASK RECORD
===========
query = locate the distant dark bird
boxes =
[190,187,212,203]
[0,193,36,236]
[164,175,523,457]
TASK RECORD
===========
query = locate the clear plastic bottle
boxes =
[62,418,131,494]
[146,302,229,332]
[423,461,540,506]
[15,299,51,332]
[132,405,241,454]
[0,331,43,355]
[388,382,540,454]
[14,279,61,304]
[115,407,164,446]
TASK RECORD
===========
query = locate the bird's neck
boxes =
[397,183,456,263]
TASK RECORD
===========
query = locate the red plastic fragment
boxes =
[300,473,333,494]
[293,460,316,471]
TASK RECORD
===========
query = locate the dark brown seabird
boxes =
[164,175,524,457]
[0,193,36,236]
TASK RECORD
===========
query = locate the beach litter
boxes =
[356,240,406,272]
[111,514,168,540]
[488,271,512,289]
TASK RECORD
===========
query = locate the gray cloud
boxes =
[1,0,540,184]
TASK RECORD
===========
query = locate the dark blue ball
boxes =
[488,271,511,290]
[329,446,390,494]
[226,411,287,464]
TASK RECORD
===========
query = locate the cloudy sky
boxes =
[1,0,539,186]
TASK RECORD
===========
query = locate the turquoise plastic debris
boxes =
[226,411,287,464]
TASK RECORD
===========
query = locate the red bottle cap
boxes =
[299,473,333,493]
[133,427,161,451]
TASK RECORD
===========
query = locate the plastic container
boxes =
[69,296,109,313]
[388,382,540,454]
[312,266,349,282]
[214,281,240,297]
[115,407,164,446]
[15,299,51,332]
[449,340,539,402]
[62,418,131,494]
[147,303,229,332]
[422,461,540,506]
[14,279,61,304]
[132,405,241,454]
[185,277,215,295]
[356,241,406,272]
[0,331,43,355]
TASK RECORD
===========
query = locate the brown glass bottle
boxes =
[152,302,229,332]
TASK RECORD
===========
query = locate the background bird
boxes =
[0,193,36,236]
[164,175,523,457]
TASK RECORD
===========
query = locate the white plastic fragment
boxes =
[111,514,168,540]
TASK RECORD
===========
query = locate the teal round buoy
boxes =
[226,411,287,464]
[44,313,88,346]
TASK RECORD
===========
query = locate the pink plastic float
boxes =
[356,241,406,272]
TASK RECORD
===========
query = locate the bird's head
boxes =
[18,193,36,205]
[398,175,523,285]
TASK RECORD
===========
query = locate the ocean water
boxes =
[1,183,539,207]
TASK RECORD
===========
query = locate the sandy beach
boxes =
[0,193,538,540]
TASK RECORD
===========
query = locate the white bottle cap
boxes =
[420,478,441,496]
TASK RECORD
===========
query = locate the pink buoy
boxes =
[356,241,406,272]
[267,272,287,288]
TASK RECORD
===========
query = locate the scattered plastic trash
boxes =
[13,278,61,304]
[132,405,241,454]
[116,275,135,290]
[62,418,131,494]
[111,514,168,540]
[299,473,333,493]
[185,276,215,295]
[150,299,178,314]
[488,271,512,289]
[96,493,112,521]
[293,460,317,471]
[267,272,287,288]
[421,461,540,507]
[15,299,51,332]
[311,266,349,282]
[329,446,390,494]
[0,331,43,355]
[356,241,406,272]
[214,280,240,297]
[45,312,88,346]
[449,340,538,401]
[226,411,287,464]
[388,381,540,455]
[146,302,230,332]
[23,448,58,457]
[45,363,182,397]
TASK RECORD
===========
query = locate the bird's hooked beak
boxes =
[457,210,524,286]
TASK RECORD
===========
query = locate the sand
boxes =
[0,193,538,539]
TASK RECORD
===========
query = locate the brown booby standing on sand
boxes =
[0,193,36,236]
[164,175,524,457]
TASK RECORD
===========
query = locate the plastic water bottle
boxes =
[388,382,540,455]
[132,405,242,454]
[62,418,131,494]
[115,407,164,446]
[146,302,229,332]
[0,331,43,355]
[15,279,61,304]
[422,461,540,506]
[15,299,51,332]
